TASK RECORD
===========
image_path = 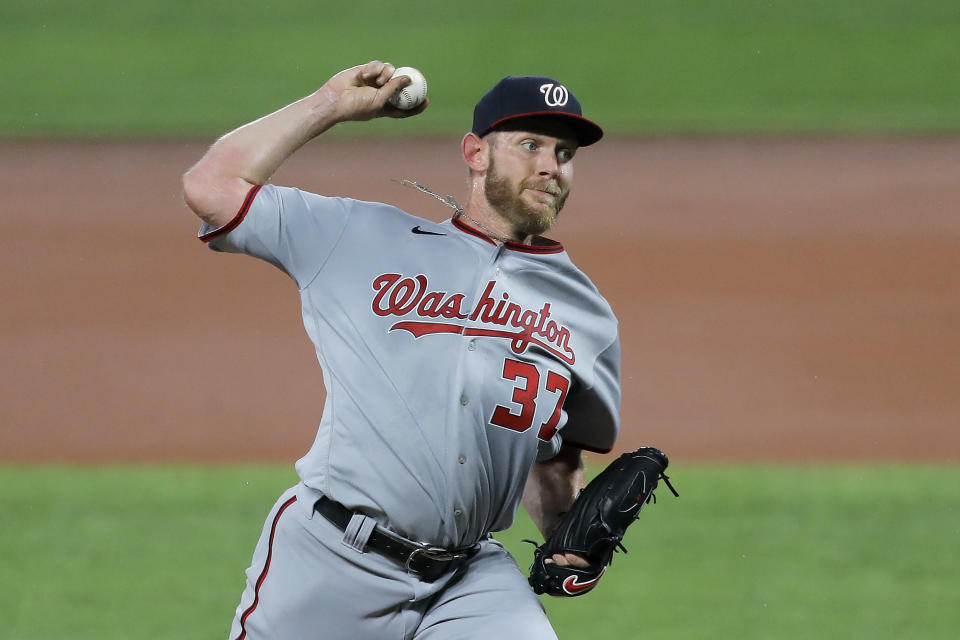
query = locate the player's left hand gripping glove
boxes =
[527,446,678,597]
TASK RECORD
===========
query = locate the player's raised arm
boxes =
[181,60,428,229]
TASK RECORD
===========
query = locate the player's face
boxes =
[483,120,577,236]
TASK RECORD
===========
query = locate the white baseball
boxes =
[388,66,428,110]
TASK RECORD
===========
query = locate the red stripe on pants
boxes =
[234,495,298,640]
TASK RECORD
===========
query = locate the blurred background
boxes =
[1,1,957,638]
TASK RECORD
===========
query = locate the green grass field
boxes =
[1,465,956,639]
[3,0,959,138]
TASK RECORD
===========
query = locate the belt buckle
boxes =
[404,545,464,573]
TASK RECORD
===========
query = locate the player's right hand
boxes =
[317,60,428,124]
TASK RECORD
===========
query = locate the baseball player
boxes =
[183,61,622,639]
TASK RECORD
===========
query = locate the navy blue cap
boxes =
[472,76,604,147]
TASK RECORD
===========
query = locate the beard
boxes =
[483,158,569,237]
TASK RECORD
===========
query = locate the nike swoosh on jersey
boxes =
[411,226,446,236]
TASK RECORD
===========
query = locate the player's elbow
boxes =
[181,162,247,229]
[181,165,208,218]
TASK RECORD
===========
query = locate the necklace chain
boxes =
[395,178,515,244]
[455,209,513,244]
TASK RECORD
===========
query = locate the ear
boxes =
[461,132,489,173]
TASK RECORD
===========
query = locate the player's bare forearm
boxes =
[522,444,591,568]
[523,444,585,538]
[182,60,427,228]
[181,95,333,227]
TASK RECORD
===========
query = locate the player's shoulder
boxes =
[341,198,441,239]
[558,252,618,320]
[548,249,607,293]
[264,185,430,229]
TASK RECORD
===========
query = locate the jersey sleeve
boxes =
[557,334,621,453]
[198,184,350,288]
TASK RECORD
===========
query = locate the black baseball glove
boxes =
[527,446,677,597]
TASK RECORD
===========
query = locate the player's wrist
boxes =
[305,86,349,131]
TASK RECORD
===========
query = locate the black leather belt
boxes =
[314,496,479,582]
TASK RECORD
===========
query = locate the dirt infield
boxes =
[1,139,958,463]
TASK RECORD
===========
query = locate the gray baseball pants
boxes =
[228,484,558,640]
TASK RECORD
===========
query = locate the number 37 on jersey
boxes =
[490,357,570,442]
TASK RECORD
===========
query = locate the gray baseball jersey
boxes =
[201,183,620,637]
[202,184,619,545]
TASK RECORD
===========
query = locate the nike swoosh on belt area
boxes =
[411,226,446,236]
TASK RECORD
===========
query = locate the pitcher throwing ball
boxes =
[183,60,674,640]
